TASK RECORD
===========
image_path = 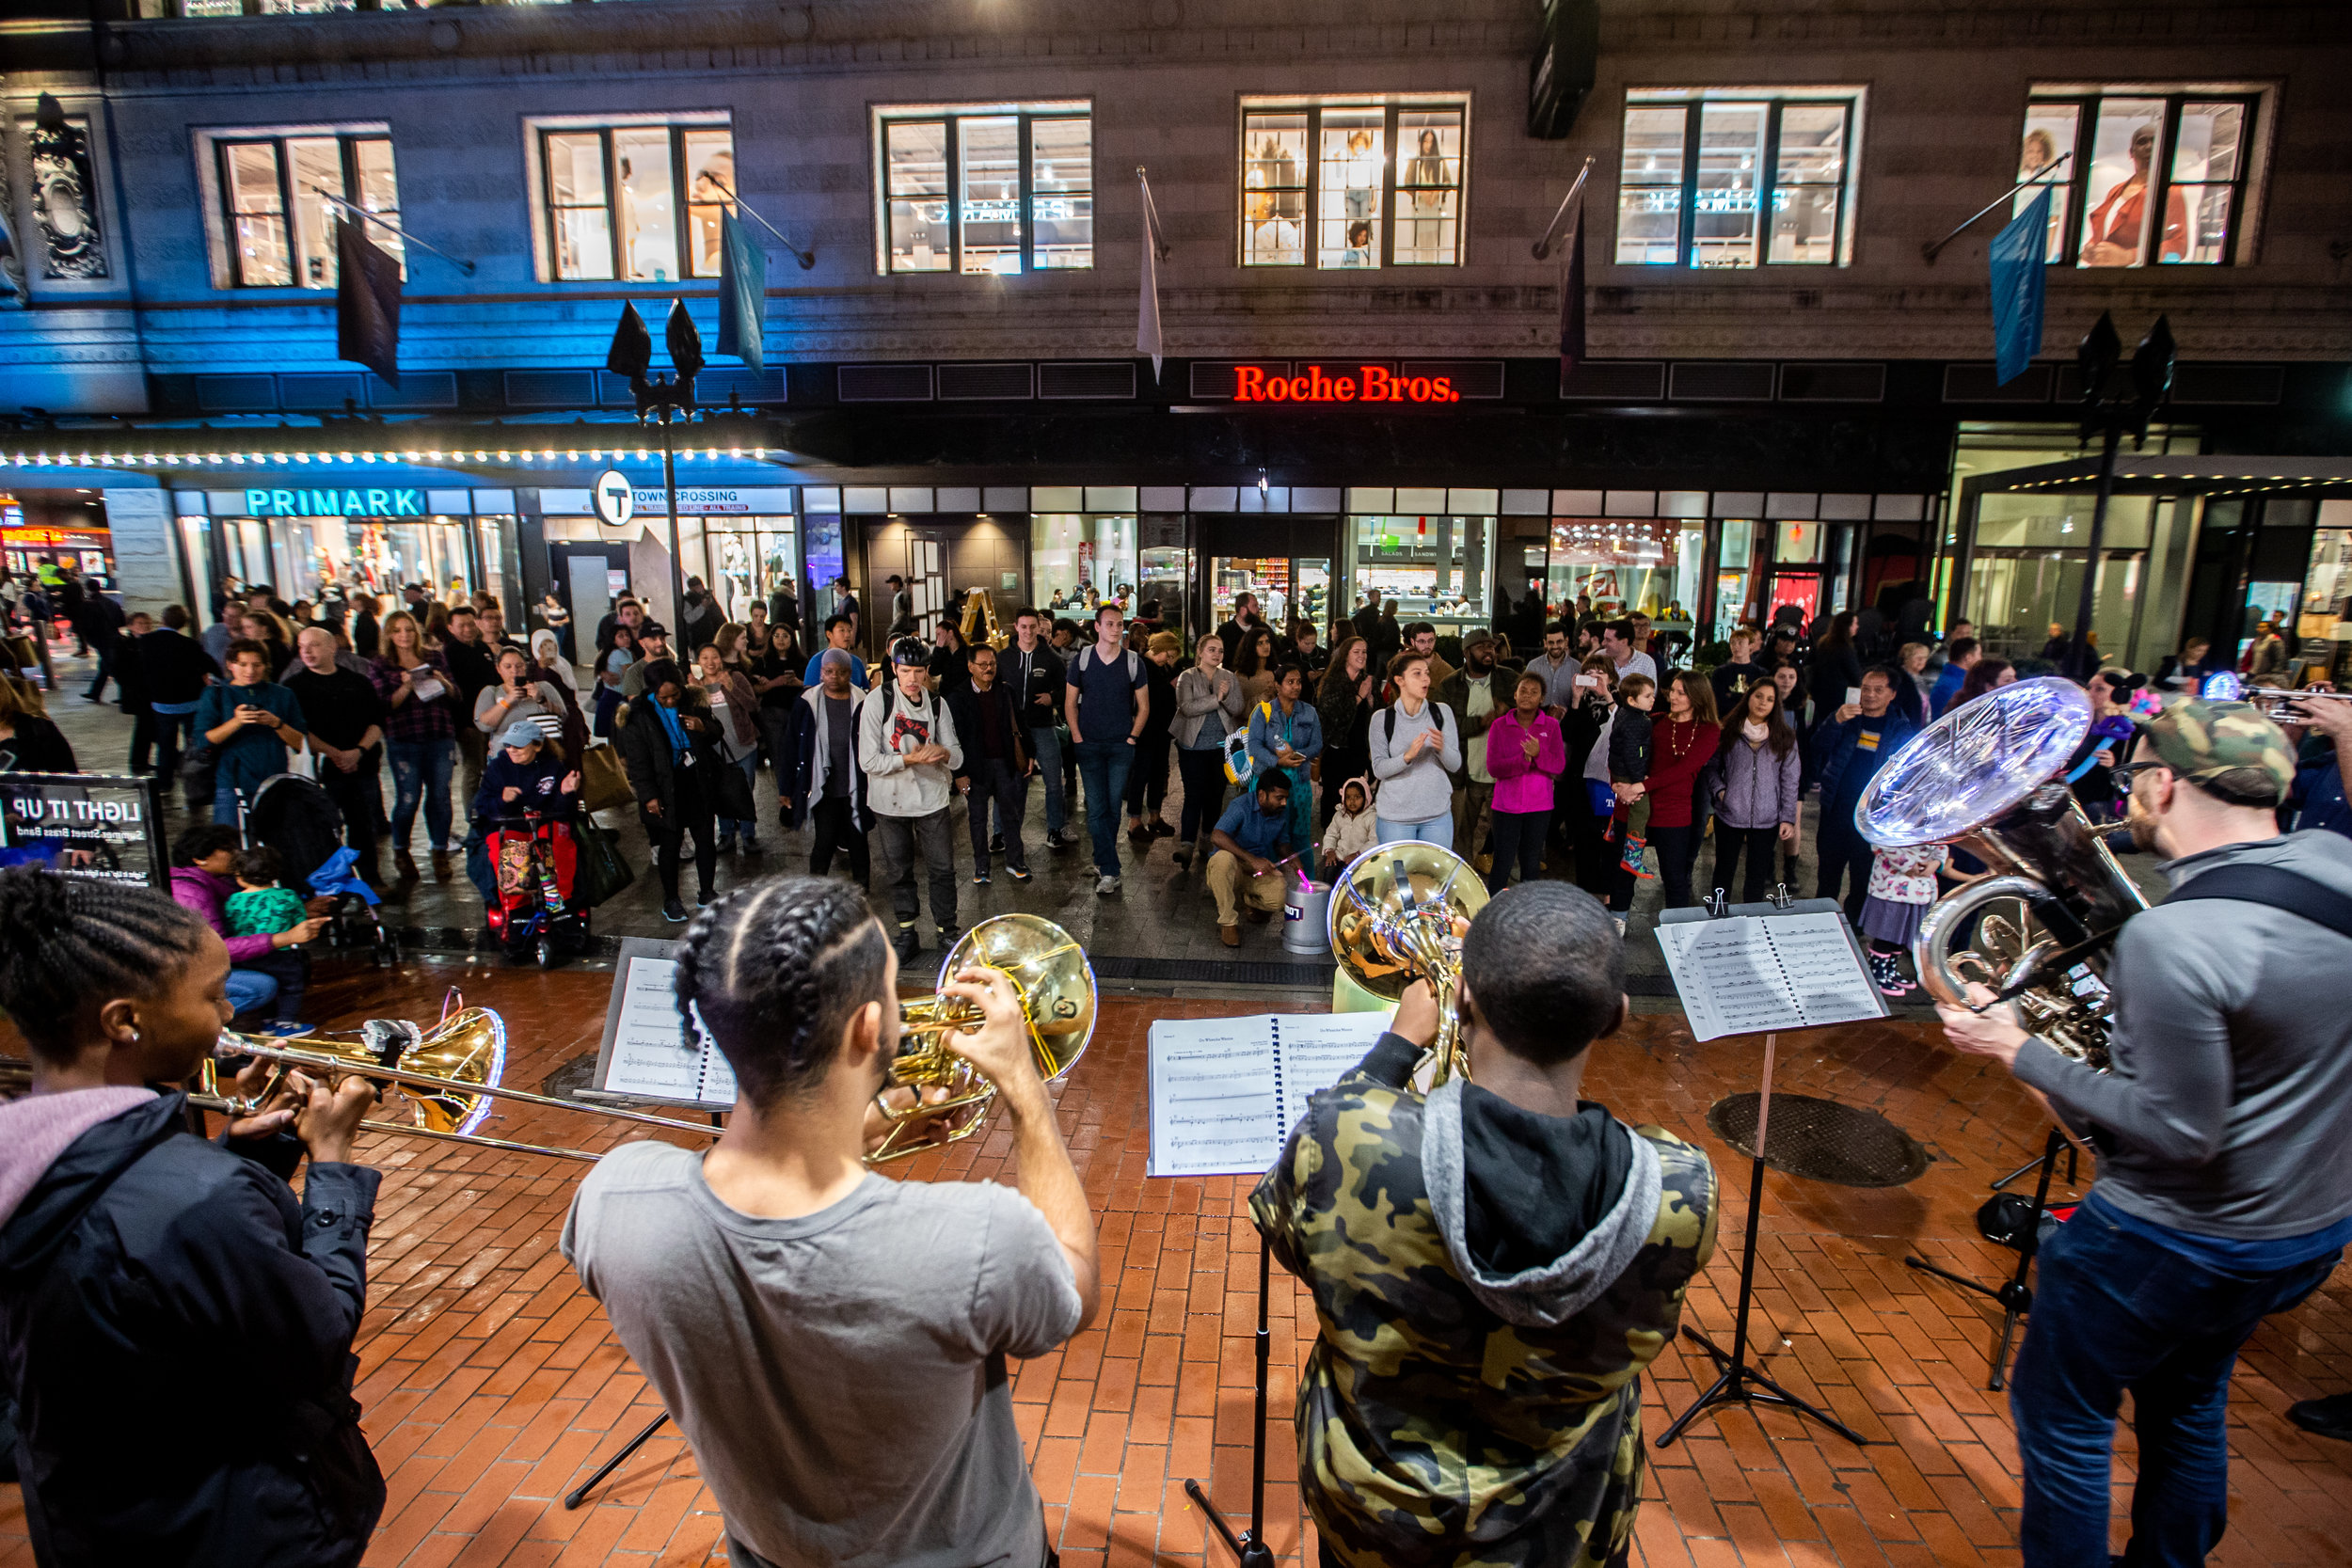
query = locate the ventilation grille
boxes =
[695,367,791,406]
[937,362,1036,401]
[504,370,599,409]
[2172,363,2283,405]
[838,364,934,402]
[1944,363,2054,403]
[1559,361,1663,401]
[1191,361,1284,399]
[195,375,278,413]
[277,372,365,412]
[1039,361,1136,400]
[1778,363,1886,403]
[1402,359,1506,399]
[1669,361,1775,402]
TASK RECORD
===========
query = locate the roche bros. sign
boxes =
[245,487,426,518]
[1233,364,1462,404]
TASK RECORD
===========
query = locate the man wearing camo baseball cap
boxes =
[1937,693,2352,1562]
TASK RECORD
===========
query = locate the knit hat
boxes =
[2137,698,2296,805]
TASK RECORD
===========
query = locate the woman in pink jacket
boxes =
[167,822,325,1028]
[1483,670,1568,892]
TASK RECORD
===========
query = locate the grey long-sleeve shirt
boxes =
[1368,700,1461,823]
[2011,829,2352,1240]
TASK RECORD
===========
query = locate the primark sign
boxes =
[244,486,427,518]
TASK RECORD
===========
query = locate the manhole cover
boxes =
[541,1053,600,1101]
[1705,1093,1929,1188]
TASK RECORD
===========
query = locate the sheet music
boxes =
[1146,1012,1390,1178]
[1656,912,1885,1042]
[600,956,706,1100]
[1147,1019,1279,1177]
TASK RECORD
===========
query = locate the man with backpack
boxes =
[1062,602,1148,895]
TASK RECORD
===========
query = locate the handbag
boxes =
[579,741,634,813]
[573,819,636,908]
[711,753,757,821]
[181,740,219,811]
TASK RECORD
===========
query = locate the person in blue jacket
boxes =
[1811,665,1919,923]
[1245,660,1326,878]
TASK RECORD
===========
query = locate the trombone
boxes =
[194,1006,723,1164]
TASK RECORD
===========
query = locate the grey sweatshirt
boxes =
[2011,829,2352,1239]
[1367,700,1460,823]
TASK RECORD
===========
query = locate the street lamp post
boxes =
[2069,310,2174,673]
[606,300,707,633]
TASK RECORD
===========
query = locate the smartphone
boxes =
[1845,686,1863,707]
[1574,674,1598,689]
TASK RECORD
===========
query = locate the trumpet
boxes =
[868,914,1097,1164]
[2242,687,2352,723]
[1327,843,1488,1085]
[195,1006,723,1163]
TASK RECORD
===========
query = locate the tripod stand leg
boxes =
[563,1410,670,1510]
[1984,1127,2064,1393]
[1186,1233,1279,1568]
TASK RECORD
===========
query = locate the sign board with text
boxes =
[0,772,167,889]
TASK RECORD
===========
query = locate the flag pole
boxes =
[310,188,475,276]
[1532,156,1596,260]
[697,176,817,270]
[1921,154,2073,264]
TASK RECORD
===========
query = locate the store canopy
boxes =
[1964,454,2352,502]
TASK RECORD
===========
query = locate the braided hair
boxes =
[0,865,214,1063]
[673,875,889,1107]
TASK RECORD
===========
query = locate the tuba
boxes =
[869,913,1097,1163]
[1857,678,2147,1069]
[1327,842,1488,1085]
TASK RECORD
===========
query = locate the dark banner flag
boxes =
[1990,188,2050,387]
[716,211,767,373]
[1557,198,1586,379]
[335,215,402,388]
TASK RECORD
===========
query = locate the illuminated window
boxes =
[2015,90,2262,267]
[1240,99,1465,268]
[1614,90,1861,268]
[874,104,1093,275]
[210,132,399,289]
[536,120,735,283]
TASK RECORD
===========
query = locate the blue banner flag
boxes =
[716,211,767,373]
[1989,188,2049,387]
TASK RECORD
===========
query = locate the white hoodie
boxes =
[856,677,963,818]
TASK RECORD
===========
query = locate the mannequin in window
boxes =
[2081,124,2188,267]
[1406,128,1449,257]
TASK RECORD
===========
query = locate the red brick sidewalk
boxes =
[2,960,2344,1567]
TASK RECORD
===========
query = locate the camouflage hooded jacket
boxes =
[1250,1034,1716,1568]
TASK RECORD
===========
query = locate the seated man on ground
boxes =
[1253,881,1719,1568]
[1207,771,1301,948]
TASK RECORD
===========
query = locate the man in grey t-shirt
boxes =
[563,877,1099,1568]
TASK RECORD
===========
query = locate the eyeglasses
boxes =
[2109,759,2169,796]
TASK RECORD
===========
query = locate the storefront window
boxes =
[701,517,798,624]
[1351,514,1493,634]
[1137,542,1192,641]
[1544,518,1694,624]
[2303,521,2352,682]
[1031,515,1136,610]
[1713,517,1755,630]
[229,514,479,603]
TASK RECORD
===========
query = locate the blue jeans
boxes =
[2010,1201,2342,1567]
[1375,812,1454,850]
[1073,738,1135,878]
[387,736,455,853]
[1026,723,1067,835]
[224,966,278,1019]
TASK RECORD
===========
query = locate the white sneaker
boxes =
[1613,915,1628,936]
[1097,874,1121,895]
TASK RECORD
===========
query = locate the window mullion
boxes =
[2224,95,2254,267]
[1379,103,1399,267]
[2061,98,2094,267]
[1306,107,1323,269]
[1019,113,1037,274]
[1759,103,1784,268]
[601,131,621,281]
[2152,96,2184,266]
[1678,103,1701,267]
[273,138,300,289]
[946,116,962,275]
[671,125,689,278]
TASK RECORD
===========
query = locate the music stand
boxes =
[1652,893,1877,1450]
[1904,1125,2065,1391]
[562,937,731,1509]
[1183,1234,1278,1568]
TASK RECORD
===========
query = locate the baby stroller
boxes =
[484,806,590,968]
[244,771,401,968]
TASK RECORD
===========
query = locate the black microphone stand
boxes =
[1184,1233,1278,1568]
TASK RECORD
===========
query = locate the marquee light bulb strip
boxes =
[5,447,772,469]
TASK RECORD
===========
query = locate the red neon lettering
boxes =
[1335,375,1356,401]
[1407,376,1432,401]
[1235,366,1264,401]
[1309,365,1332,401]
[1268,375,1292,402]
[1435,376,1456,402]
[1361,366,1393,402]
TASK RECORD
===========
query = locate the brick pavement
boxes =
[0,952,2345,1567]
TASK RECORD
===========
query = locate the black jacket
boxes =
[0,1095,383,1568]
[615,691,725,812]
[1000,641,1066,730]
[948,682,1032,778]
[139,628,223,705]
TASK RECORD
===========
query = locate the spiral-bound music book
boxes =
[1145,1011,1391,1178]
[583,936,739,1112]
[1654,908,1886,1042]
